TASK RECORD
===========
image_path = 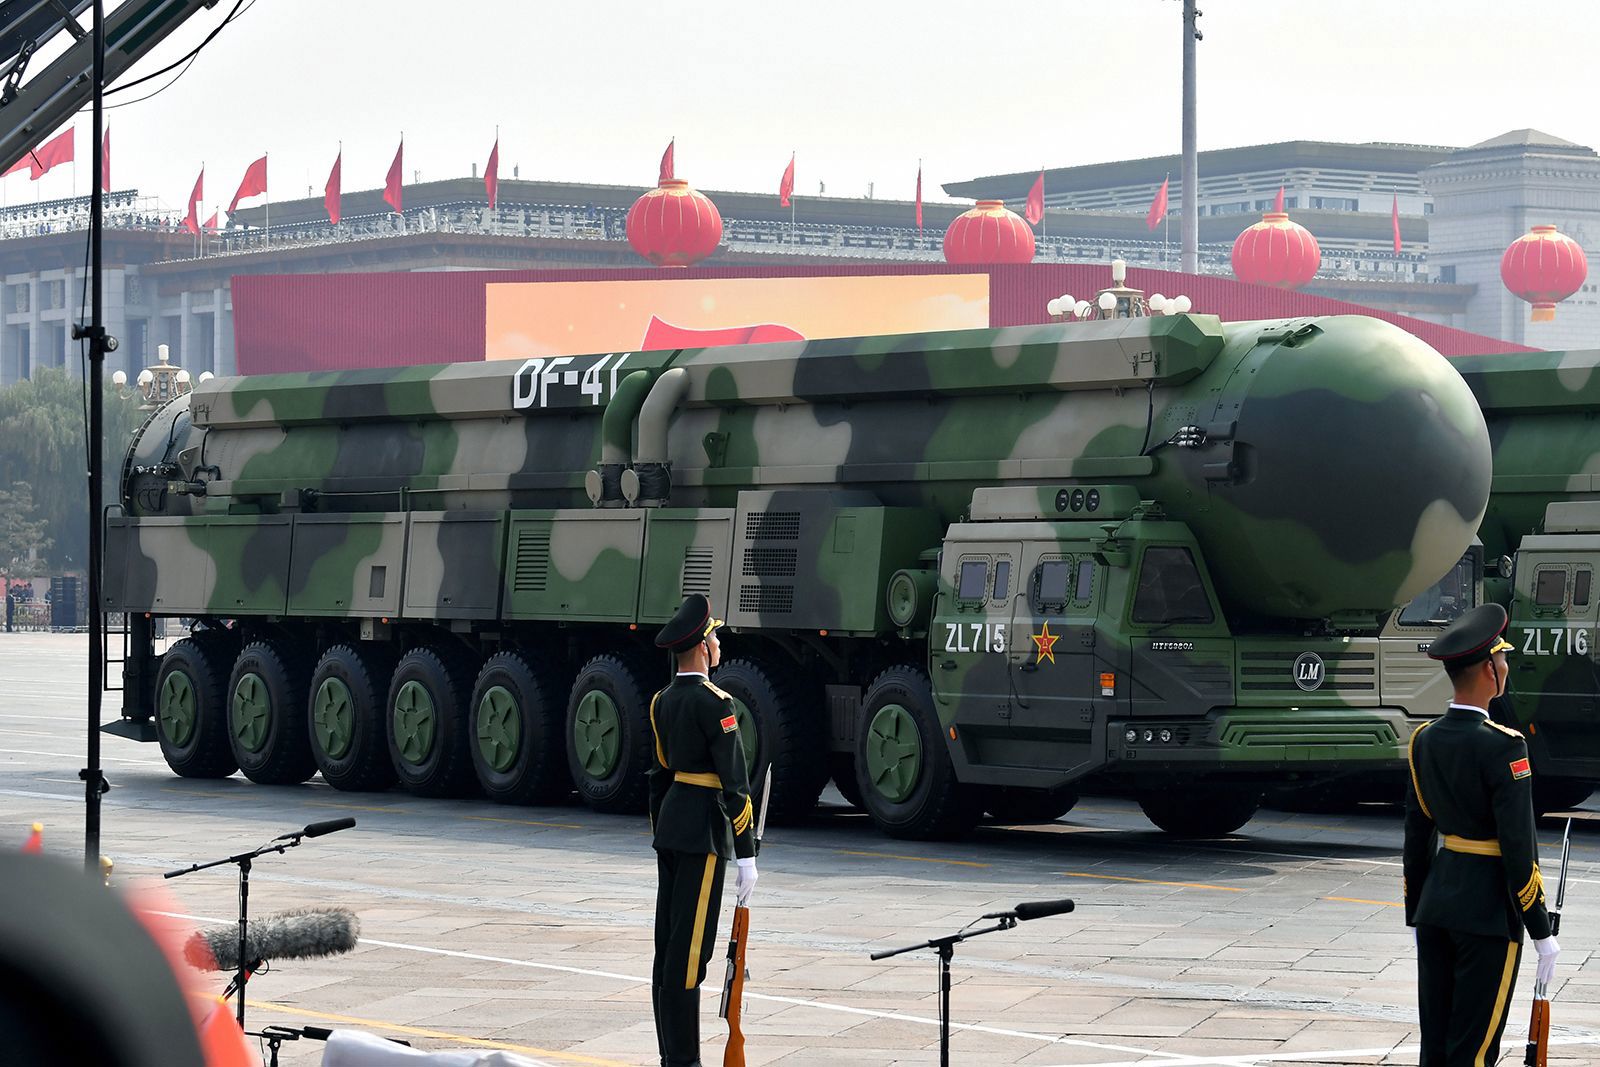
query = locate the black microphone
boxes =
[184,907,360,971]
[276,817,357,841]
[1013,898,1075,922]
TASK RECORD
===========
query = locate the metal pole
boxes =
[1180,0,1200,274]
[83,0,107,874]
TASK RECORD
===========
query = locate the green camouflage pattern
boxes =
[106,314,1491,827]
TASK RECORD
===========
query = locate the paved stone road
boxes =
[3,634,1598,1065]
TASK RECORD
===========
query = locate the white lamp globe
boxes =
[136,369,154,387]
[1046,298,1062,317]
[1097,291,1117,311]
[1172,295,1192,314]
[1074,300,1092,318]
[1058,293,1073,310]
[198,371,215,383]
[111,370,127,387]
[1148,294,1168,314]
[175,369,191,385]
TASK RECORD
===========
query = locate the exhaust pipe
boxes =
[630,367,690,507]
[585,370,653,507]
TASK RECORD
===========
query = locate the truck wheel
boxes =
[1533,776,1594,816]
[713,658,828,824]
[829,755,865,809]
[387,645,479,798]
[985,786,1079,824]
[566,653,654,814]
[1138,787,1260,837]
[154,638,237,779]
[854,666,982,840]
[470,649,571,805]
[309,644,398,792]
[226,641,316,785]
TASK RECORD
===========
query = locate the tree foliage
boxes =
[0,481,50,576]
[0,367,145,570]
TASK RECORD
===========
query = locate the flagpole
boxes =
[264,150,269,249]
[1040,163,1046,243]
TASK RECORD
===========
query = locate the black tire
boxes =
[386,645,480,798]
[713,657,829,824]
[565,652,655,814]
[829,754,865,809]
[469,649,572,805]
[154,637,237,779]
[853,665,982,840]
[225,641,316,785]
[1534,776,1594,816]
[1138,787,1261,837]
[985,786,1079,824]
[309,643,398,792]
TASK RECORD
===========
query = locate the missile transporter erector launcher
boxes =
[107,313,1490,838]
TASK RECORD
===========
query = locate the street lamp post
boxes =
[111,344,209,410]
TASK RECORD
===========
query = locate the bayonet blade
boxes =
[755,768,773,842]
[1555,817,1573,914]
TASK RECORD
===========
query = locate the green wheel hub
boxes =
[312,677,355,760]
[865,702,921,803]
[477,685,522,774]
[730,697,758,773]
[572,689,621,779]
[158,669,197,748]
[231,672,271,754]
[392,680,437,765]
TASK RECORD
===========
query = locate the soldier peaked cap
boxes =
[1427,603,1514,666]
[656,594,723,654]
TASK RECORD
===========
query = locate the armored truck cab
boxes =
[105,314,1491,838]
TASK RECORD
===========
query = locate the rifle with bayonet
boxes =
[1525,817,1572,1067]
[720,769,771,1067]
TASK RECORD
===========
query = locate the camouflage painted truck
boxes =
[1452,349,1600,812]
[104,313,1491,838]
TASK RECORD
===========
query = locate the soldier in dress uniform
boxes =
[649,594,758,1067]
[1404,602,1559,1066]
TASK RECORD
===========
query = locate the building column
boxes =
[177,289,193,368]
[212,285,230,376]
[26,274,41,377]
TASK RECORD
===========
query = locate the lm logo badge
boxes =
[1292,651,1325,692]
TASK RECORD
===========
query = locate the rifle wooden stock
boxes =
[1524,997,1549,1067]
[720,904,750,1067]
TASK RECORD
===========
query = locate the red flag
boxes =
[659,139,675,183]
[1025,170,1045,226]
[915,164,923,231]
[182,167,203,236]
[1274,186,1285,213]
[228,154,267,212]
[778,153,794,207]
[1391,194,1402,253]
[101,128,110,192]
[204,211,218,232]
[6,127,75,179]
[29,128,72,179]
[384,138,403,213]
[1145,177,1169,230]
[641,316,804,350]
[324,150,342,224]
[485,137,499,210]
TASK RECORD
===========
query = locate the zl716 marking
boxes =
[944,621,1007,654]
[1521,627,1593,657]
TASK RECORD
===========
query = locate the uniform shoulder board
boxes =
[1482,719,1524,740]
[702,680,733,702]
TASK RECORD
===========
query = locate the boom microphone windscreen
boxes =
[1012,898,1075,922]
[184,906,359,972]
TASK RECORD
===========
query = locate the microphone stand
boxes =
[870,912,1019,1067]
[164,831,311,1028]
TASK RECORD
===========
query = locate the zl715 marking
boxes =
[944,622,1007,654]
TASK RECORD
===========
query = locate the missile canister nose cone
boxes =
[1172,315,1491,619]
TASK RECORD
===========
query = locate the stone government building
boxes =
[0,128,1593,385]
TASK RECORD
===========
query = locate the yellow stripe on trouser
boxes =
[1474,941,1519,1067]
[1442,835,1501,857]
[685,853,717,989]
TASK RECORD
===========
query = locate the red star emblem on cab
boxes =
[1032,621,1058,665]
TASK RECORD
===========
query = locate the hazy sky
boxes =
[10,0,1595,217]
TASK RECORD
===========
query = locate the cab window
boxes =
[993,560,1011,601]
[1131,546,1214,625]
[1576,569,1592,607]
[1033,559,1072,613]
[1074,559,1094,602]
[1398,554,1476,626]
[957,559,988,602]
[1535,568,1567,608]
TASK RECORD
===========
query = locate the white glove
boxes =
[734,857,758,907]
[1534,935,1560,986]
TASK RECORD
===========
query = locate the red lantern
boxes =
[625,178,723,267]
[1231,211,1321,289]
[943,200,1035,264]
[1501,225,1588,322]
